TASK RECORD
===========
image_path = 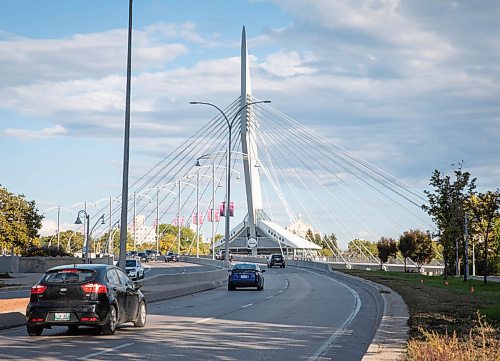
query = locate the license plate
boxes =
[240,275,248,279]
[54,313,70,321]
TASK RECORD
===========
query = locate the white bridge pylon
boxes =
[215,27,321,256]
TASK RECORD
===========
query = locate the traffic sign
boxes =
[247,238,258,248]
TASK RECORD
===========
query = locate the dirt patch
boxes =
[341,270,499,339]
[0,298,29,314]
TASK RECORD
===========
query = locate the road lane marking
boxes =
[241,303,253,308]
[194,317,214,324]
[77,342,135,360]
[265,296,273,300]
[300,268,362,361]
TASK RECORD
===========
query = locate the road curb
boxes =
[0,312,27,330]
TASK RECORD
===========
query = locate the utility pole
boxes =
[464,212,469,281]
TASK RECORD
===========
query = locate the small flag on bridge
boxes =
[220,202,235,217]
[192,213,203,225]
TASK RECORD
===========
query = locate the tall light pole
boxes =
[75,211,105,263]
[44,206,73,249]
[118,0,134,270]
[177,180,181,255]
[193,162,238,259]
[196,171,200,258]
[131,192,152,252]
[156,187,160,257]
[190,100,271,266]
[138,186,176,257]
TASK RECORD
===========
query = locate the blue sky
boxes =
[1,1,499,248]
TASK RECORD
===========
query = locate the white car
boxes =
[125,258,145,280]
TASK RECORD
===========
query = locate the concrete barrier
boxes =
[0,256,20,273]
[18,257,113,273]
[142,268,228,287]
[234,255,443,275]
[180,256,224,268]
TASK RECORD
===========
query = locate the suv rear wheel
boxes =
[101,305,117,335]
[27,325,43,336]
[133,301,147,327]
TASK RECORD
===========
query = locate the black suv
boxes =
[267,254,286,268]
[165,251,179,262]
[26,264,147,336]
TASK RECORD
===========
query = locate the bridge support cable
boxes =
[256,114,397,243]
[258,129,367,245]
[255,104,432,230]
[259,106,427,222]
[253,99,427,206]
[100,99,243,238]
[95,109,231,231]
[256,118,394,240]
[256,99,428,206]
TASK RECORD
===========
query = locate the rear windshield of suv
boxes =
[272,255,283,259]
[126,260,138,267]
[42,269,96,284]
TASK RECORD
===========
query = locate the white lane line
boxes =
[300,268,362,361]
[241,303,253,309]
[265,296,273,300]
[194,317,214,324]
[77,342,135,360]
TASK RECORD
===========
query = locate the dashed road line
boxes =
[194,317,214,324]
[78,342,135,360]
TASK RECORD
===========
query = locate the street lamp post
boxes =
[75,211,105,263]
[131,192,152,252]
[196,171,200,258]
[193,162,238,259]
[44,206,73,249]
[190,100,271,266]
[177,180,181,255]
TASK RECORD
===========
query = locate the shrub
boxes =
[406,314,500,361]
[21,245,71,257]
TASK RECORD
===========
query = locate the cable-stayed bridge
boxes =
[68,27,436,269]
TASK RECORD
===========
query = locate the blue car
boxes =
[228,263,265,291]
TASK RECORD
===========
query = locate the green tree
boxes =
[422,163,476,279]
[398,230,418,272]
[469,190,500,283]
[320,233,338,256]
[305,229,322,245]
[0,185,44,254]
[377,237,398,270]
[348,239,378,260]
[412,231,435,272]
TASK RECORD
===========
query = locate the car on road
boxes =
[137,251,150,263]
[267,254,286,268]
[228,263,265,291]
[165,251,179,262]
[125,258,145,280]
[25,264,147,336]
[216,250,233,262]
[145,249,158,261]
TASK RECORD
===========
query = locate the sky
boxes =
[1,0,499,248]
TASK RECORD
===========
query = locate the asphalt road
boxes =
[0,265,383,360]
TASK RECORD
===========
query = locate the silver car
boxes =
[125,258,145,280]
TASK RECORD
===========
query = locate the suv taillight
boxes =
[81,283,107,294]
[31,284,47,295]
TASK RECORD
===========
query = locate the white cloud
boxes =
[2,124,67,140]
[260,51,317,77]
